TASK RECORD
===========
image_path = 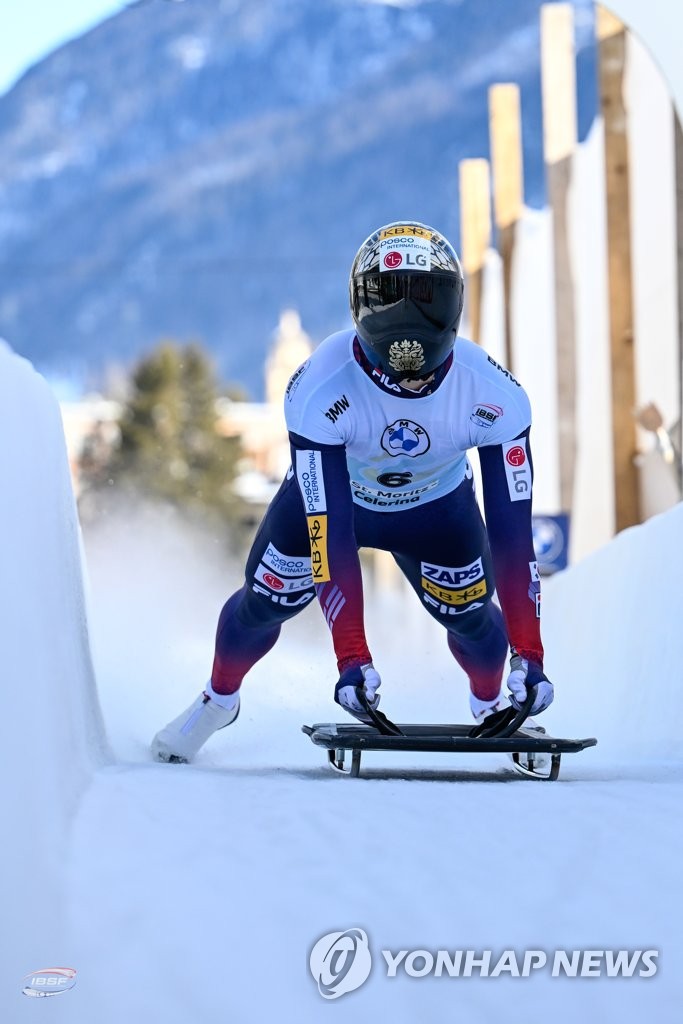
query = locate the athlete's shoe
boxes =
[151,686,240,764]
[469,692,550,774]
[470,692,511,725]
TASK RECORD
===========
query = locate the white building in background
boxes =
[217,308,313,505]
[264,309,313,408]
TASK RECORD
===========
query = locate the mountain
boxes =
[0,0,597,397]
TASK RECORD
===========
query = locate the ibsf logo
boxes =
[285,359,310,401]
[309,928,372,999]
[22,967,77,998]
[471,403,503,429]
[505,445,526,467]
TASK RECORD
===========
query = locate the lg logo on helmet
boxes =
[383,251,402,269]
[503,441,531,501]
[382,250,428,269]
[378,233,432,273]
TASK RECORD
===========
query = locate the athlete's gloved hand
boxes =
[334,663,382,721]
[506,653,554,715]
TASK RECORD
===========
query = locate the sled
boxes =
[302,722,597,781]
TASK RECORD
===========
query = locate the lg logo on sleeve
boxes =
[503,440,531,501]
[505,445,526,467]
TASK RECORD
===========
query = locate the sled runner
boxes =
[303,692,596,782]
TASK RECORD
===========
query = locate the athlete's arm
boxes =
[289,431,372,672]
[478,427,544,666]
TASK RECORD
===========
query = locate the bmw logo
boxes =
[380,420,431,458]
[532,517,565,562]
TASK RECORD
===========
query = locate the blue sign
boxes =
[532,514,570,574]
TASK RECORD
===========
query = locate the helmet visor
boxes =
[351,272,463,339]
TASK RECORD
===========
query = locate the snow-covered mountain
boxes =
[2,339,681,1022]
[0,0,597,394]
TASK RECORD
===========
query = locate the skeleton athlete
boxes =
[152,220,553,763]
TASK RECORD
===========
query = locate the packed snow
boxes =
[2,341,682,1022]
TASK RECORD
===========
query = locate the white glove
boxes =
[334,663,382,718]
[506,653,554,715]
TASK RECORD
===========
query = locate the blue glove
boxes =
[506,653,554,715]
[334,663,382,721]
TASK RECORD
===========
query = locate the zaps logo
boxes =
[309,928,372,999]
[22,967,77,998]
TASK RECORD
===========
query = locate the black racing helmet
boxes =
[349,221,464,379]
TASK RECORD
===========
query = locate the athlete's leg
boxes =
[211,475,315,694]
[443,605,508,702]
[152,476,315,761]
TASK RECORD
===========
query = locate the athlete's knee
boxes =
[235,579,315,628]
[446,599,506,645]
[445,604,509,674]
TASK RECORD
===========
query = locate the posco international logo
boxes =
[309,928,372,999]
[295,450,327,513]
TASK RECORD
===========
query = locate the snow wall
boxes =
[0,342,110,994]
[541,500,683,758]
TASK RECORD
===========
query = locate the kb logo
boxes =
[309,928,372,999]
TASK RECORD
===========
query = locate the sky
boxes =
[0,0,443,97]
[0,0,130,96]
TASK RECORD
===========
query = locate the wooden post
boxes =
[675,111,683,490]
[459,158,491,344]
[489,84,524,371]
[597,6,641,531]
[541,3,578,514]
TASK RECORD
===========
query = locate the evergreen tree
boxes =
[93,341,245,528]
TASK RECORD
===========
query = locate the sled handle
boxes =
[469,688,536,739]
[357,690,404,736]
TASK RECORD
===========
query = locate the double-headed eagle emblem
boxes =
[388,339,426,373]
